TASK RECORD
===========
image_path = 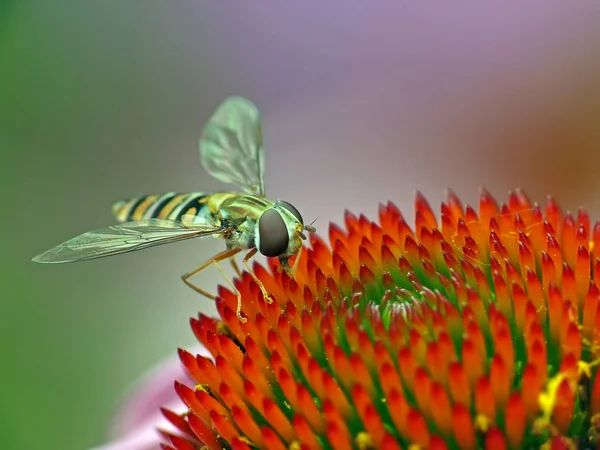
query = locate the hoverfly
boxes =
[32,96,315,322]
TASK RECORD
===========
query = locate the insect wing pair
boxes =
[32,97,314,317]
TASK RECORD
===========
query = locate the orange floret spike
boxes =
[562,213,577,269]
[563,322,582,362]
[448,361,471,408]
[547,234,564,282]
[324,400,353,449]
[491,323,515,386]
[187,412,221,450]
[452,403,476,450]
[552,377,576,435]
[413,367,432,420]
[541,251,557,294]
[161,408,193,438]
[479,187,500,224]
[582,283,600,344]
[512,284,528,333]
[489,354,510,409]
[575,244,590,307]
[353,385,386,447]
[292,414,321,450]
[593,222,600,263]
[577,207,590,235]
[381,433,404,450]
[527,337,548,387]
[590,369,600,416]
[210,409,239,444]
[484,428,507,450]
[445,188,465,219]
[475,376,496,423]
[263,399,295,443]
[406,409,430,448]
[561,264,577,317]
[379,201,400,232]
[518,239,535,282]
[576,223,589,255]
[415,191,438,229]
[547,284,564,344]
[261,427,287,450]
[521,363,542,420]
[441,213,457,244]
[430,381,453,435]
[545,195,564,237]
[231,405,264,447]
[493,271,512,323]
[504,392,526,449]
[462,338,484,387]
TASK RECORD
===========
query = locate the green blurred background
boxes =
[2,2,600,449]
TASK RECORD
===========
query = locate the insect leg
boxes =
[276,257,292,275]
[181,248,248,321]
[242,248,273,304]
[211,258,247,322]
[230,257,243,278]
[291,245,303,278]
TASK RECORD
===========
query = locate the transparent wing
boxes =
[32,217,223,264]
[200,96,266,196]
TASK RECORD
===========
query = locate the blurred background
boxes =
[2,2,600,449]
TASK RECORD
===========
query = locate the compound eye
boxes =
[277,200,304,225]
[258,209,289,257]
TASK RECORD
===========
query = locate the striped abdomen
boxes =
[112,192,213,223]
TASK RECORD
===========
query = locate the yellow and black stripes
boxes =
[112,192,211,223]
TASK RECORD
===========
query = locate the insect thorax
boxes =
[215,194,273,251]
[217,194,273,223]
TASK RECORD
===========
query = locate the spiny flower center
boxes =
[160,189,600,450]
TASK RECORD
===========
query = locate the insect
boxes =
[32,96,315,322]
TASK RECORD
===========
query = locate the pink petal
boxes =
[89,345,209,450]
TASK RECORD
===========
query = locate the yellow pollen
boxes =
[289,441,301,450]
[239,437,253,446]
[355,432,374,449]
[578,361,593,379]
[579,331,600,360]
[194,384,211,394]
[538,373,567,421]
[475,414,491,433]
[216,322,229,335]
[532,417,550,435]
[538,361,593,412]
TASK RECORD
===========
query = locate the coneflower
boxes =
[160,189,600,450]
